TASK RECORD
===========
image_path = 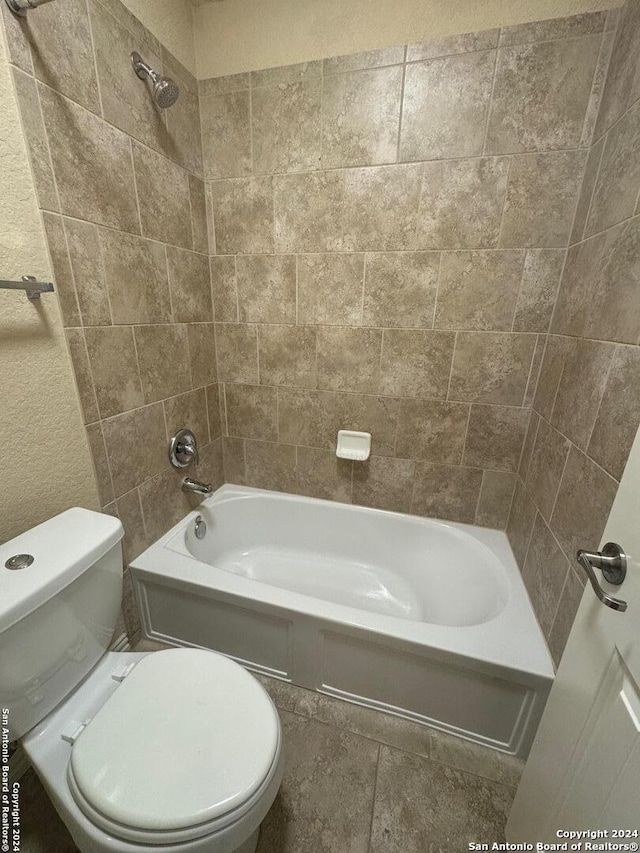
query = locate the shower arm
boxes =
[5,0,56,15]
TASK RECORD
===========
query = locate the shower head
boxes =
[131,51,180,109]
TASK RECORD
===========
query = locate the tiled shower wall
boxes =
[201,13,615,529]
[507,0,640,665]
[2,0,222,643]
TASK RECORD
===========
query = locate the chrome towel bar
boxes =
[0,276,55,300]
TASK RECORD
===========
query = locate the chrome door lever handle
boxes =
[576,543,628,612]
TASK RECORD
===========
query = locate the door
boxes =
[507,426,640,839]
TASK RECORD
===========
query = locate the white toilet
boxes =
[0,508,284,853]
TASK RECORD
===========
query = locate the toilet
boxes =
[0,508,284,853]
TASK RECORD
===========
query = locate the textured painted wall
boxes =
[0,20,99,545]
[194,0,621,78]
[200,11,616,537]
[507,0,640,666]
[121,0,195,75]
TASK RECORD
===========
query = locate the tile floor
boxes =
[14,670,523,853]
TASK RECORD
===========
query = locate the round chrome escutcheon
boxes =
[5,553,34,570]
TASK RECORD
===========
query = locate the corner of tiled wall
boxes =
[1,0,222,646]
[505,0,640,666]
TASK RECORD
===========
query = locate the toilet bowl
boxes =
[0,509,283,853]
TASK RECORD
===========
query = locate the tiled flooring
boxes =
[15,670,523,853]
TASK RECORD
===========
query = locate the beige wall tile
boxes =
[187,323,217,387]
[595,0,640,138]
[462,404,529,472]
[518,410,539,482]
[206,384,222,440]
[65,328,99,424]
[343,164,422,251]
[211,176,275,254]
[252,79,322,173]
[435,250,525,331]
[407,30,499,62]
[102,403,167,497]
[134,324,191,403]
[475,470,516,529]
[201,90,251,179]
[210,256,238,322]
[132,142,192,248]
[588,345,640,480]
[499,12,606,47]
[380,329,454,398]
[548,567,585,666]
[163,388,209,445]
[522,513,570,636]
[449,332,536,405]
[189,175,209,254]
[1,2,33,73]
[506,478,536,566]
[412,463,483,523]
[524,334,545,409]
[115,488,150,565]
[138,467,192,542]
[259,325,317,388]
[587,100,640,236]
[86,421,115,507]
[395,399,469,463]
[550,446,618,561]
[244,440,296,491]
[41,212,81,327]
[416,158,509,249]
[274,171,345,252]
[532,335,572,421]
[551,237,602,337]
[322,66,402,168]
[571,135,605,245]
[550,338,615,449]
[400,51,495,161]
[316,326,382,393]
[89,0,167,153]
[324,47,405,74]
[225,384,278,440]
[525,417,571,522]
[11,69,59,211]
[215,323,258,383]
[39,85,139,232]
[293,446,353,502]
[85,326,143,418]
[162,50,204,177]
[352,456,415,513]
[99,228,171,325]
[486,36,600,154]
[363,252,439,329]
[222,436,246,483]
[167,247,212,323]
[499,151,587,248]
[512,250,564,333]
[199,74,251,97]
[236,255,296,323]
[251,61,322,88]
[298,254,365,325]
[64,219,112,326]
[28,0,100,113]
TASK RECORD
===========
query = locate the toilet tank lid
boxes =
[0,508,123,633]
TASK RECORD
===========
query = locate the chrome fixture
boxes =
[131,51,179,108]
[194,515,207,540]
[182,478,213,496]
[4,0,56,16]
[576,542,628,612]
[1,275,54,300]
[5,554,34,570]
[169,429,199,469]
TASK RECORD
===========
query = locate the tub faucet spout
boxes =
[182,477,213,496]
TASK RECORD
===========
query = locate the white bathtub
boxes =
[130,485,554,759]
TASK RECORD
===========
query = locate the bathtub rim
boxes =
[130,484,555,683]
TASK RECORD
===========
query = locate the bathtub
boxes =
[130,485,554,759]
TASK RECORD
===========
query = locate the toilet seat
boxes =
[67,648,280,845]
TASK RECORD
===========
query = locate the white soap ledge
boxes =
[336,430,371,461]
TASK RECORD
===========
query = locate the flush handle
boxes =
[576,542,628,612]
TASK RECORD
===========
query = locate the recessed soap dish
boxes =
[336,430,371,461]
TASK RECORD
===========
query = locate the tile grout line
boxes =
[481,46,500,156]
[366,744,382,853]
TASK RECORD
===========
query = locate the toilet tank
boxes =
[0,508,124,739]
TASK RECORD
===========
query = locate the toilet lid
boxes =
[69,649,280,833]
